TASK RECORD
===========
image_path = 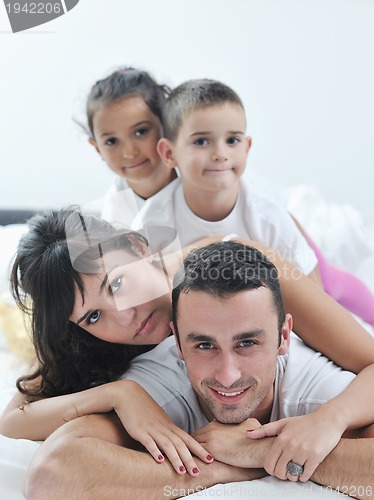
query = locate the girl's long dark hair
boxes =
[86,67,171,139]
[11,209,153,400]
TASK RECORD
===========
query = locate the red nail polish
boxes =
[192,467,199,474]
[158,454,164,460]
[179,465,186,472]
[246,429,254,432]
[206,454,213,461]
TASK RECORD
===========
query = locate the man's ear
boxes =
[278,313,292,355]
[245,136,252,154]
[157,138,178,169]
[88,138,102,157]
[170,321,184,360]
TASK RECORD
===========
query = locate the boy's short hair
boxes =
[163,79,245,142]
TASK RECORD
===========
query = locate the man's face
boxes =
[172,288,291,424]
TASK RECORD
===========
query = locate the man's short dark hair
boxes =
[172,241,285,346]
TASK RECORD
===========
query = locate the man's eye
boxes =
[87,310,101,325]
[197,343,213,350]
[194,138,208,146]
[110,276,122,294]
[239,340,254,348]
[135,128,148,137]
[105,137,117,146]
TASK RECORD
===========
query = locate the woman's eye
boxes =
[135,128,148,137]
[87,310,101,325]
[110,276,123,294]
[105,137,117,146]
[194,138,208,146]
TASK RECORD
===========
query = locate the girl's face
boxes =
[69,248,172,345]
[91,96,163,184]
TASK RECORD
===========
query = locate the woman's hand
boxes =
[247,411,345,482]
[113,381,213,476]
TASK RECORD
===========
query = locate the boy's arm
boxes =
[25,413,266,500]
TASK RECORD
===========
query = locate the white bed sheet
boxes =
[0,435,40,500]
[1,186,373,499]
[185,477,344,499]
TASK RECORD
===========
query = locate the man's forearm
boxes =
[246,433,374,499]
[311,438,374,500]
[25,414,265,500]
[193,420,374,500]
[249,435,374,499]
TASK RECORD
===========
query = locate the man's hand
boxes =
[193,418,273,468]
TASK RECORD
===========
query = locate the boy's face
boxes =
[160,103,251,196]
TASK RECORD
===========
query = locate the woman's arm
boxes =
[0,380,131,440]
[0,380,213,475]
[276,260,374,373]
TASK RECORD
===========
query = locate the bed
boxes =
[1,189,373,499]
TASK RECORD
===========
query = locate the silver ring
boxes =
[287,461,304,477]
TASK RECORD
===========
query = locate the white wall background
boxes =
[1,0,373,217]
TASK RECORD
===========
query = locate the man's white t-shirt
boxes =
[124,335,355,434]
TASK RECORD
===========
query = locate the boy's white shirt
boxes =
[128,174,317,275]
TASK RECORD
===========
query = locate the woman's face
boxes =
[69,248,172,345]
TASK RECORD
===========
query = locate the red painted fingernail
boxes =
[246,429,254,432]
[192,467,199,474]
[158,454,164,460]
[179,465,186,472]
[206,454,213,461]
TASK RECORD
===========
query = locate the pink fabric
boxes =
[307,234,374,328]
